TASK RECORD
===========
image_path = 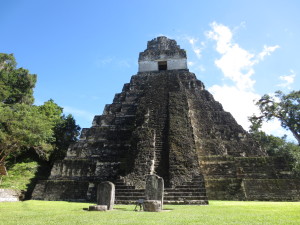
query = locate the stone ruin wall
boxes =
[138,36,187,72]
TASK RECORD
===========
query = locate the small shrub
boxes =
[0,161,39,191]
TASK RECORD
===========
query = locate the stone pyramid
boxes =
[33,37,300,203]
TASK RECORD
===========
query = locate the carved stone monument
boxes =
[145,174,164,211]
[97,181,115,210]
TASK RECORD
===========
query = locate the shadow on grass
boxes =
[114,207,134,211]
[82,207,136,212]
[82,207,174,212]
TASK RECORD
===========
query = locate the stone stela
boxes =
[32,36,300,204]
[97,181,115,210]
[144,174,164,211]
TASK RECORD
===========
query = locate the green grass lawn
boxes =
[0,200,300,225]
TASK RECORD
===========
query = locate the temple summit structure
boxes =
[33,36,300,203]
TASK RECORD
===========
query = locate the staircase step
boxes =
[114,176,208,205]
[116,196,144,200]
[115,199,208,205]
[175,185,202,189]
[116,189,144,193]
[115,192,145,197]
[165,192,206,196]
[115,186,136,190]
[163,200,209,205]
[165,188,206,192]
[164,196,208,201]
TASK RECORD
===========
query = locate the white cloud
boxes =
[206,22,233,54]
[206,22,256,91]
[206,22,281,134]
[277,70,296,89]
[214,44,256,90]
[187,37,203,59]
[63,106,94,122]
[257,45,280,61]
[208,84,260,129]
[187,61,205,73]
[208,85,293,139]
[188,61,195,66]
[96,57,113,67]
[198,65,205,72]
[206,22,280,92]
[261,119,286,137]
[189,38,197,45]
[118,60,131,68]
[96,57,133,68]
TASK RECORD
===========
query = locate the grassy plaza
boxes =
[1,200,300,225]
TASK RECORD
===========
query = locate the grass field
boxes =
[0,200,300,225]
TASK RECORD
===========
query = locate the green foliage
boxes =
[0,53,36,105]
[38,99,63,124]
[36,99,81,163]
[252,90,300,145]
[0,54,80,166]
[0,161,39,190]
[249,118,300,175]
[0,103,54,162]
[0,53,81,195]
[50,114,81,164]
[1,201,300,225]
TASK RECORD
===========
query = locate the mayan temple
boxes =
[33,36,300,203]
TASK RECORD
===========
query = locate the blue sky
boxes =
[1,0,299,142]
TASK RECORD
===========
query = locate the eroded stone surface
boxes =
[138,36,187,72]
[97,181,115,210]
[89,205,107,211]
[0,189,19,202]
[143,200,162,212]
[145,175,164,209]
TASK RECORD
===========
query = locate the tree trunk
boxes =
[290,129,300,146]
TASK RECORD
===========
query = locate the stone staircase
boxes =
[114,178,144,204]
[164,176,208,205]
[154,125,164,171]
[114,175,208,205]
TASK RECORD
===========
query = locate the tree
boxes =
[0,103,54,163]
[50,114,81,164]
[249,118,300,175]
[251,90,300,145]
[0,53,36,105]
[37,99,81,163]
[38,99,63,125]
[0,54,81,168]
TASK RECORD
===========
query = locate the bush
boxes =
[0,161,39,190]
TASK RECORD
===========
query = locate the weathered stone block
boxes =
[143,200,162,212]
[0,189,19,202]
[32,180,89,201]
[89,205,107,211]
[97,181,115,210]
[145,174,164,209]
